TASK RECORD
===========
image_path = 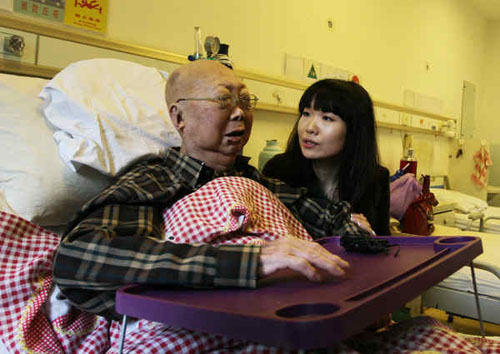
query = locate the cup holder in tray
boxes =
[434,236,477,251]
[275,303,339,319]
[436,236,476,244]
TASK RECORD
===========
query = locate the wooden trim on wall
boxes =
[377,122,444,136]
[0,10,455,124]
[258,103,445,136]
[375,101,453,122]
[0,60,447,136]
[255,102,298,115]
[239,68,308,91]
[0,58,59,78]
[0,10,188,65]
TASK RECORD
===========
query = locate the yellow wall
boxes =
[105,0,484,116]
[477,20,500,186]
[98,0,488,176]
[477,20,500,144]
[27,0,495,179]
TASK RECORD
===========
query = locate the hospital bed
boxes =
[0,17,498,349]
[457,207,500,233]
[400,182,500,325]
[431,187,500,233]
[1,63,498,354]
[422,222,500,325]
[0,58,192,354]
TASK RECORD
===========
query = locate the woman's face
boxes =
[298,106,347,160]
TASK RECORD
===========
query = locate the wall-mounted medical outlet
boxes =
[3,34,25,57]
[0,27,37,64]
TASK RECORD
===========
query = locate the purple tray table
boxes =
[116,236,482,350]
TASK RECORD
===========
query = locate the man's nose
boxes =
[229,106,245,121]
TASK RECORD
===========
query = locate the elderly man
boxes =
[52,60,364,320]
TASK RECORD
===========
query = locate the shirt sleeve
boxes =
[291,197,368,238]
[256,175,369,239]
[53,163,261,319]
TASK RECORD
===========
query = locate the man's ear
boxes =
[169,104,186,134]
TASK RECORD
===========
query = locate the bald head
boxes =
[164,60,253,171]
[165,60,238,107]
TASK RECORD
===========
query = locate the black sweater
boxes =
[263,153,391,235]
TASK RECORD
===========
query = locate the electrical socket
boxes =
[327,18,334,31]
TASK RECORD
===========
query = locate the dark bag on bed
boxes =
[402,175,438,235]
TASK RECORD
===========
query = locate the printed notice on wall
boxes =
[64,0,107,33]
[14,0,65,22]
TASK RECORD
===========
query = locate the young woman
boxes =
[263,79,390,235]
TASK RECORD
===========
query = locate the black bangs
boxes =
[298,79,357,122]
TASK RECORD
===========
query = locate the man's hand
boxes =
[259,237,350,282]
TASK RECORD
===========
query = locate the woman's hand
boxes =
[259,237,350,281]
[351,213,376,236]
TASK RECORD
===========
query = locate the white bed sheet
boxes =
[453,206,500,233]
[437,268,499,299]
[432,224,500,298]
[0,191,14,215]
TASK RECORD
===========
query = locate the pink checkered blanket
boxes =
[1,177,499,353]
[162,177,312,245]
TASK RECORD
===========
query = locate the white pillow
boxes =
[0,73,111,227]
[431,188,488,214]
[40,58,182,176]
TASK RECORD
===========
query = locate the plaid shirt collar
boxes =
[163,148,252,189]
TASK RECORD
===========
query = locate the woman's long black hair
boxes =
[285,79,380,208]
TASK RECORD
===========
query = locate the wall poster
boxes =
[64,0,107,33]
[14,0,65,22]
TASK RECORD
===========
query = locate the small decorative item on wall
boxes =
[64,0,108,33]
[14,0,65,22]
[284,53,359,83]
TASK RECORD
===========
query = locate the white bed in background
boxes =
[431,187,500,233]
[423,224,500,325]
[454,206,500,233]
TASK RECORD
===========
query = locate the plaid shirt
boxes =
[53,148,364,319]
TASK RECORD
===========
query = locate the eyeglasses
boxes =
[176,93,259,112]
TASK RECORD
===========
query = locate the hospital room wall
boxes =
[104,0,485,117]
[245,111,450,176]
[106,0,485,174]
[476,21,500,144]
[476,21,500,187]
[42,0,487,175]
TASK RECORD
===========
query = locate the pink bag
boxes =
[390,174,422,220]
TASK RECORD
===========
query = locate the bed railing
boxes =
[480,216,500,233]
[471,261,500,281]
